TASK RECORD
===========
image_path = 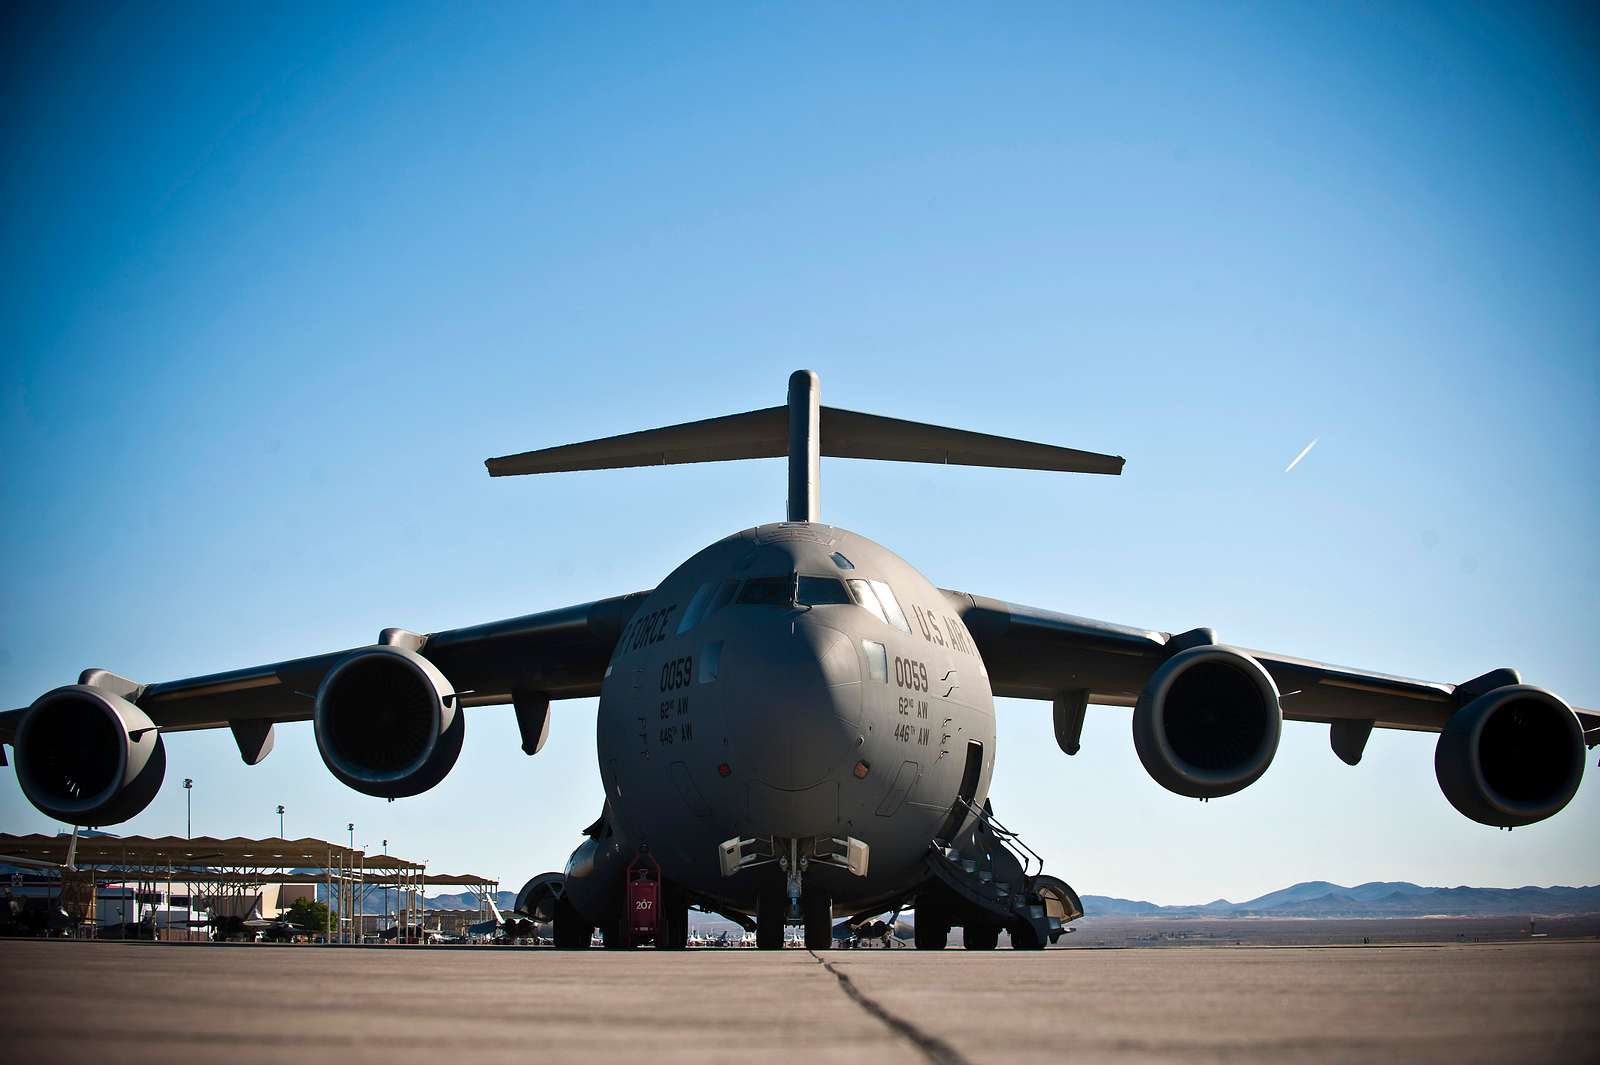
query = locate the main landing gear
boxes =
[553,896,592,949]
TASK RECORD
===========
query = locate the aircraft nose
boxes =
[723,615,863,796]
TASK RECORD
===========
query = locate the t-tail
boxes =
[485,369,1123,521]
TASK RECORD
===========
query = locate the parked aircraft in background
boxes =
[376,921,453,944]
[468,894,544,943]
[833,912,914,948]
[2,372,1593,951]
[0,895,74,938]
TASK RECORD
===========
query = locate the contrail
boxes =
[1284,437,1319,473]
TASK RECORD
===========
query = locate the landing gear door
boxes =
[844,836,869,878]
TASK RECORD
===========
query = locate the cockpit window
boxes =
[677,578,739,634]
[737,575,794,606]
[846,579,888,625]
[862,640,888,682]
[797,576,850,606]
[677,582,715,634]
[830,552,854,570]
[869,579,914,635]
[730,574,854,609]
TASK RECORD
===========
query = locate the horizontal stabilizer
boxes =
[487,407,786,476]
[487,406,1122,477]
[820,407,1123,475]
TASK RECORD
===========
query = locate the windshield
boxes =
[737,575,794,606]
[678,578,739,634]
[732,573,856,609]
[869,580,913,635]
[797,576,850,606]
[846,579,886,624]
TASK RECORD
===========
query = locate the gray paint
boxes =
[569,523,996,923]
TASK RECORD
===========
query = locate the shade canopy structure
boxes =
[0,834,499,943]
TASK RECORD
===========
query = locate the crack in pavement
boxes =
[808,951,972,1065]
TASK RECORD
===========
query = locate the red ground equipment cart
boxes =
[623,847,665,947]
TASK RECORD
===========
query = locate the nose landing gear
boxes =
[802,890,832,950]
[755,880,832,949]
[732,835,866,950]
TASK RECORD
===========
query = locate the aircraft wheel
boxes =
[913,913,949,950]
[1007,920,1046,950]
[964,923,1000,950]
[802,892,832,951]
[661,883,690,950]
[552,897,593,949]
[913,893,950,949]
[756,882,787,950]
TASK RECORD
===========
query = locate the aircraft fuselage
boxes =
[563,523,996,924]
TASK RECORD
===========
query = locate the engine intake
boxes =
[1434,685,1585,828]
[515,872,568,924]
[1133,646,1282,798]
[314,646,463,799]
[14,686,167,826]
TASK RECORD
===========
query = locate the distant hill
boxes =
[419,890,517,912]
[315,887,520,914]
[1082,882,1600,919]
[344,881,1600,920]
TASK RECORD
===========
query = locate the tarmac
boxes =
[1,939,1596,1065]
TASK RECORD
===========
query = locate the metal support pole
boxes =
[786,369,820,523]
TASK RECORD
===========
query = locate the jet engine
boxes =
[14,685,167,826]
[1132,645,1282,798]
[313,646,463,798]
[1434,685,1585,828]
[515,872,568,924]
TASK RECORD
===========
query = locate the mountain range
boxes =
[1081,881,1600,918]
[389,882,1600,919]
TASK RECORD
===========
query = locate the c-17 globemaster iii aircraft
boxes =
[3,371,1595,950]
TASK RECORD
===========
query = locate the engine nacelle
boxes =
[313,646,463,799]
[14,685,167,826]
[1434,685,1585,828]
[514,872,568,924]
[1133,645,1282,798]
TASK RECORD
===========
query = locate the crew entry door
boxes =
[935,741,983,844]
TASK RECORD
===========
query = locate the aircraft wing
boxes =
[0,591,650,744]
[940,590,1600,743]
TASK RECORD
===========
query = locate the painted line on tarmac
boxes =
[808,950,971,1065]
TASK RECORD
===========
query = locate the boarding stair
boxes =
[923,798,1083,948]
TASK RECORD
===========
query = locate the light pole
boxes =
[343,823,355,943]
[276,805,285,838]
[183,778,193,838]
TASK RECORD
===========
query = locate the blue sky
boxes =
[2,2,1596,904]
